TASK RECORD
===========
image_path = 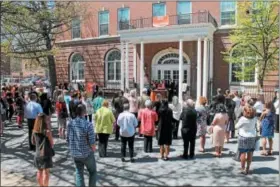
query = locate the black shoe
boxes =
[180,155,188,160]
[189,155,195,160]
[130,158,135,163]
[121,158,125,162]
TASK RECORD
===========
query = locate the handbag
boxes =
[39,133,55,158]
[207,126,213,134]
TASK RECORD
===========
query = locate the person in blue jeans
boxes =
[67,104,97,187]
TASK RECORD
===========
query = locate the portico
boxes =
[118,11,217,101]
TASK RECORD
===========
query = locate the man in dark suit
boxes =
[180,99,197,159]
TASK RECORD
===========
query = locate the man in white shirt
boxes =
[117,103,138,163]
[254,94,264,117]
[232,91,241,119]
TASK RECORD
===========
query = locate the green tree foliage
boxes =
[223,0,279,89]
[1,1,84,89]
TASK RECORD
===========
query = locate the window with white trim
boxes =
[72,18,81,39]
[70,54,85,82]
[177,1,191,24]
[153,3,166,17]
[230,48,256,84]
[99,11,109,36]
[220,2,236,26]
[118,8,130,30]
[106,50,121,82]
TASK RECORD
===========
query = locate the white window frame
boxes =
[220,1,237,27]
[152,2,166,17]
[70,54,85,83]
[105,50,121,83]
[177,1,192,24]
[71,18,81,40]
[99,11,110,37]
[118,7,130,30]
[229,50,257,86]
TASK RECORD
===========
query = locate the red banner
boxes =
[153,16,169,27]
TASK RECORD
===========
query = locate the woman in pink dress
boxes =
[211,104,229,157]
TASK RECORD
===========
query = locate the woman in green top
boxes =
[95,100,115,157]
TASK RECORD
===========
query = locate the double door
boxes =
[156,68,188,83]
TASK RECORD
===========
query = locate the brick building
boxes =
[55,1,278,100]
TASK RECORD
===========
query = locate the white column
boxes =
[202,37,209,97]
[140,41,144,96]
[209,39,214,98]
[120,42,124,90]
[196,38,202,102]
[178,39,183,103]
[133,44,137,84]
[125,42,129,90]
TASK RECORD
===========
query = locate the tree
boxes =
[1,1,84,90]
[223,0,279,90]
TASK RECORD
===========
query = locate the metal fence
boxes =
[243,85,277,103]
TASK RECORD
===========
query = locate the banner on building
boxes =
[153,16,169,27]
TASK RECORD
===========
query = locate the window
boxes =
[72,18,81,39]
[158,53,188,64]
[70,54,85,81]
[118,8,130,30]
[99,11,109,36]
[220,2,236,26]
[153,3,166,17]
[177,1,191,24]
[106,50,121,82]
[230,48,256,84]
[251,2,269,24]
[158,70,161,80]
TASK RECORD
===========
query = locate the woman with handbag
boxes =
[32,113,54,187]
[195,96,209,152]
[235,105,257,175]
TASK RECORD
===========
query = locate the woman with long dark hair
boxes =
[157,99,173,160]
[40,93,53,129]
[14,92,25,128]
[32,113,54,186]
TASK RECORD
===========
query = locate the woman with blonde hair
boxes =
[129,89,138,118]
[32,113,54,186]
[81,92,94,122]
[236,105,257,175]
[195,96,209,152]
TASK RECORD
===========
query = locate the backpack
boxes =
[59,103,68,118]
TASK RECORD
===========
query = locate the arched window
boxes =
[157,53,188,64]
[70,53,85,82]
[106,49,121,81]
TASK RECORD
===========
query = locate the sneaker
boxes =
[130,158,135,163]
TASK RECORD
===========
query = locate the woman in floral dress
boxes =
[195,96,209,152]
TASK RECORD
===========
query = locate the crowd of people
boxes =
[0,83,279,186]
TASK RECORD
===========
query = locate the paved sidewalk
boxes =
[1,116,279,186]
[1,170,36,186]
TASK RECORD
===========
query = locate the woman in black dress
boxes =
[32,113,54,187]
[157,99,173,160]
[40,93,53,129]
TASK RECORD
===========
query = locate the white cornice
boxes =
[56,35,120,45]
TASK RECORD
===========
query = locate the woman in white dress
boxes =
[169,96,182,139]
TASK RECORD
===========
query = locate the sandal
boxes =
[260,151,267,156]
[199,148,205,153]
[266,151,272,156]
[240,169,248,175]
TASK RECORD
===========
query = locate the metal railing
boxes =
[121,11,218,30]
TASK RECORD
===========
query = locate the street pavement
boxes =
[1,115,279,186]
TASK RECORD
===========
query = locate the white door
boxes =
[153,65,189,84]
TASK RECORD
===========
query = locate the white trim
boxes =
[98,10,110,37]
[56,35,120,44]
[152,2,166,17]
[151,48,191,65]
[228,46,258,86]
[118,7,130,30]
[105,49,122,83]
[71,17,81,40]
[220,1,237,27]
[69,53,85,83]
